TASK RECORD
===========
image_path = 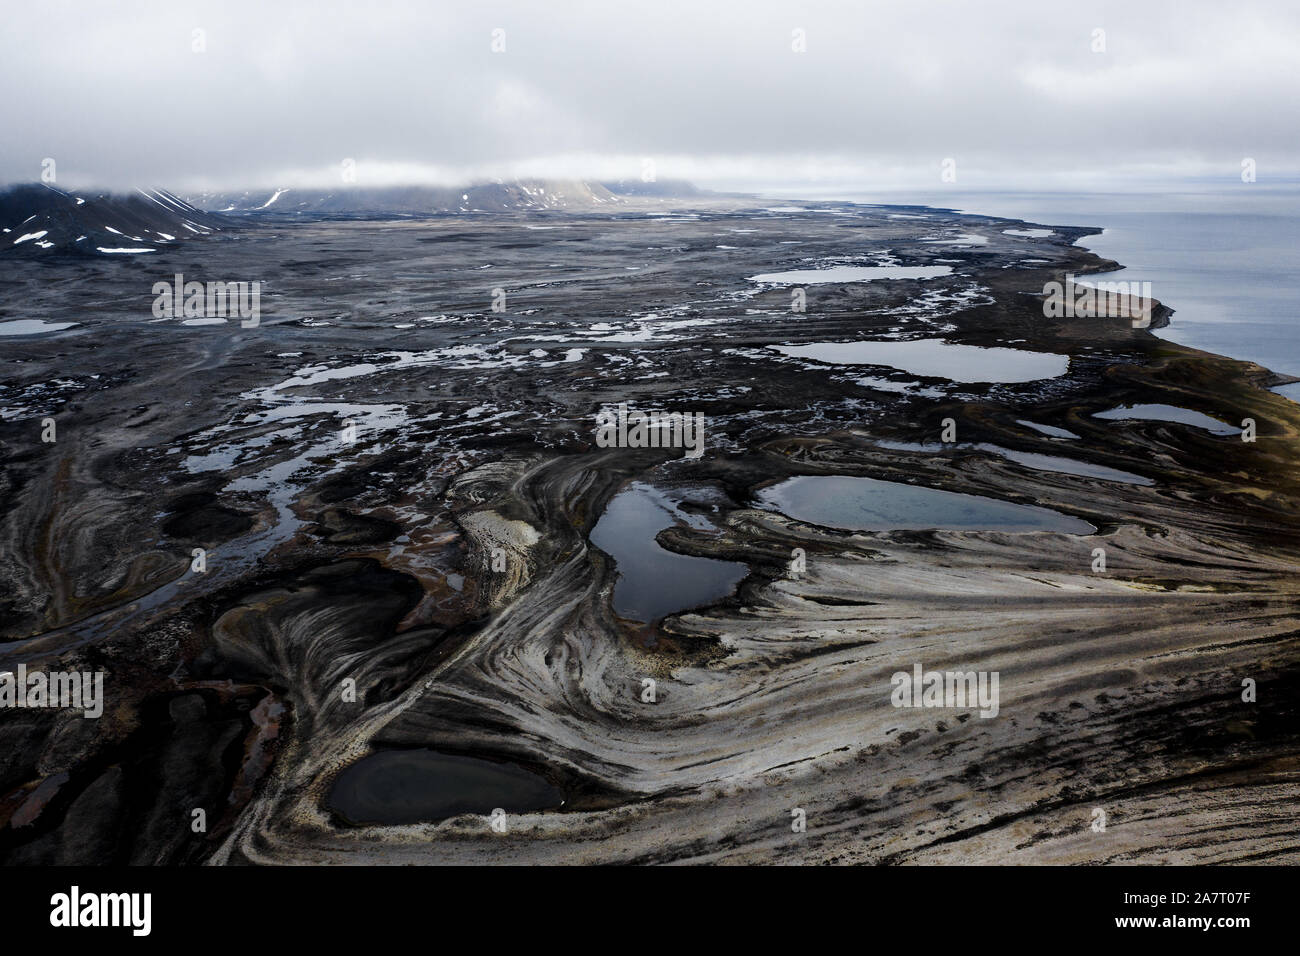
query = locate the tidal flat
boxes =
[1,198,1298,864]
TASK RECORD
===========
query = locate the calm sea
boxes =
[765,185,1300,395]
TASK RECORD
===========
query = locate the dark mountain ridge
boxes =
[0,183,225,257]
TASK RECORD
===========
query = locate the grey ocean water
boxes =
[769,185,1300,391]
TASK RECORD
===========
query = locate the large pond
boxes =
[772,339,1069,383]
[589,482,747,623]
[1092,403,1238,436]
[756,475,1094,533]
[749,265,953,284]
[328,750,564,825]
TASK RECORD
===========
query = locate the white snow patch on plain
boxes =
[0,320,78,335]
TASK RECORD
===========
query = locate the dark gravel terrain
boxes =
[2,197,1297,864]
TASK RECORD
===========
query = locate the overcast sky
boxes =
[3,0,1297,193]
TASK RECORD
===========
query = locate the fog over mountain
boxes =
[2,0,1298,193]
[0,179,720,256]
[188,180,625,214]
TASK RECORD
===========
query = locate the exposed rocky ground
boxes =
[1,196,1296,864]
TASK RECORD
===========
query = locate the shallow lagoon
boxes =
[757,475,1094,533]
[749,265,952,284]
[328,750,564,825]
[590,483,747,623]
[1092,403,1238,436]
[773,339,1069,383]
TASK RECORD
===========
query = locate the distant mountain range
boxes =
[0,178,710,256]
[184,178,706,215]
[0,183,224,256]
